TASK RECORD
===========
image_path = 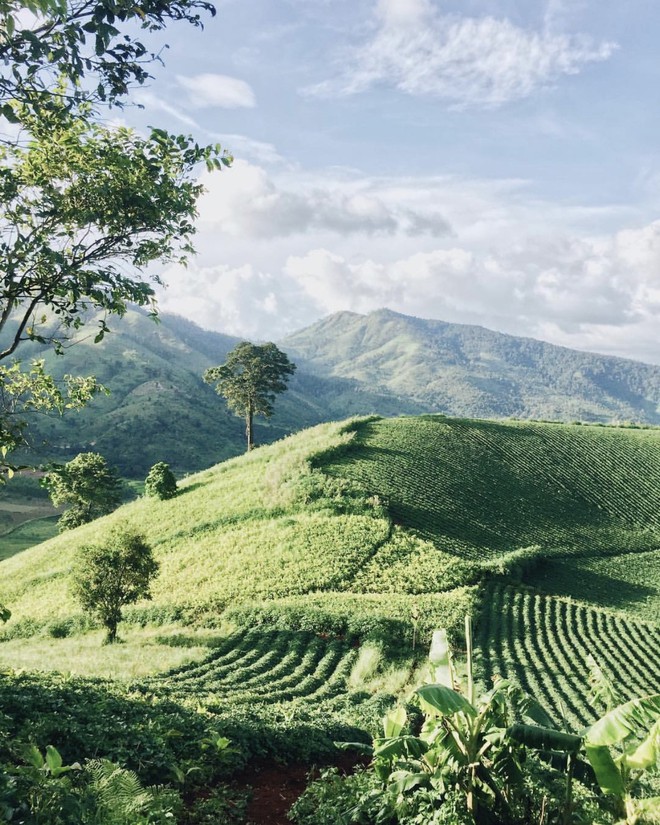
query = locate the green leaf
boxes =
[373,735,428,760]
[417,684,477,718]
[507,723,582,753]
[22,744,44,769]
[383,705,407,738]
[584,744,625,797]
[584,694,660,747]
[428,629,452,688]
[622,718,660,770]
[45,744,63,772]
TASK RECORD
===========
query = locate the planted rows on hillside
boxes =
[147,628,359,710]
[478,583,660,729]
[325,416,660,562]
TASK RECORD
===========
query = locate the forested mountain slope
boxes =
[283,308,660,423]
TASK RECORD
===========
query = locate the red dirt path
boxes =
[243,754,364,825]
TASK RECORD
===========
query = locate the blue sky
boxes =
[122,0,660,363]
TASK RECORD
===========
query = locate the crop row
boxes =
[477,583,660,728]
[148,628,358,709]
[327,417,660,564]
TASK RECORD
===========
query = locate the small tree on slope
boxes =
[72,526,159,644]
[45,452,122,531]
[203,342,296,451]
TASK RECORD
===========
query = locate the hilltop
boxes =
[283,308,660,423]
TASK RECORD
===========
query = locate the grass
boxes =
[0,624,224,679]
[1,412,659,817]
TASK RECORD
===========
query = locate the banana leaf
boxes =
[417,684,477,718]
[584,694,660,747]
[373,735,429,760]
[429,629,453,688]
[383,705,407,738]
[585,744,626,797]
[507,723,582,753]
[622,718,660,771]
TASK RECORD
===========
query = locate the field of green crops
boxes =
[478,582,660,728]
[1,413,659,823]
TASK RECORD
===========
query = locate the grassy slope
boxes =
[2,414,659,731]
[0,418,475,640]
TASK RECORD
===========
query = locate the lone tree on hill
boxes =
[145,461,178,500]
[45,452,122,531]
[72,525,159,644]
[203,342,296,451]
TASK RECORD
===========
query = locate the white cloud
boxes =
[134,91,201,130]
[305,0,617,107]
[196,159,453,239]
[177,73,256,109]
[151,153,660,363]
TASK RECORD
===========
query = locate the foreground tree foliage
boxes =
[0,0,230,476]
[72,525,159,643]
[45,452,122,531]
[204,342,296,451]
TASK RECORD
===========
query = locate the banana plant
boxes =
[583,694,660,824]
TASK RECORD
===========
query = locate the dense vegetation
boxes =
[1,414,658,822]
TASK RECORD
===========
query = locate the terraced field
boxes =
[149,628,358,709]
[478,583,660,728]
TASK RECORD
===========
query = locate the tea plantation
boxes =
[0,414,659,822]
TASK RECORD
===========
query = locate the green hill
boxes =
[16,309,425,476]
[14,307,660,481]
[2,415,659,727]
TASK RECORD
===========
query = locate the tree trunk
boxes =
[246,407,254,451]
[105,620,118,644]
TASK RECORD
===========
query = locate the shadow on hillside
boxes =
[531,560,657,613]
[177,481,206,496]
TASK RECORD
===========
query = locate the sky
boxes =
[120,0,660,364]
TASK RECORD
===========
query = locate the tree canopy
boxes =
[203,342,296,451]
[72,525,159,643]
[45,451,122,531]
[0,0,230,476]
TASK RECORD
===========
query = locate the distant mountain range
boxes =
[16,307,660,477]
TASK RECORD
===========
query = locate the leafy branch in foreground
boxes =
[0,360,104,480]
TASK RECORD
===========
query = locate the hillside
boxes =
[14,307,660,479]
[2,415,659,729]
[17,310,423,476]
[283,309,660,423]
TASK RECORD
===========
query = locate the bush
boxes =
[144,462,178,500]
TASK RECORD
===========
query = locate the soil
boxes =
[242,753,365,825]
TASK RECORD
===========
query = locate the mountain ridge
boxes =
[13,306,660,477]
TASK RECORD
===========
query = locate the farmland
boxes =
[0,414,659,822]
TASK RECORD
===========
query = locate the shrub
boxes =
[144,462,178,500]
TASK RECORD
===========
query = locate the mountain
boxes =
[13,306,660,477]
[282,308,660,423]
[17,309,423,476]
